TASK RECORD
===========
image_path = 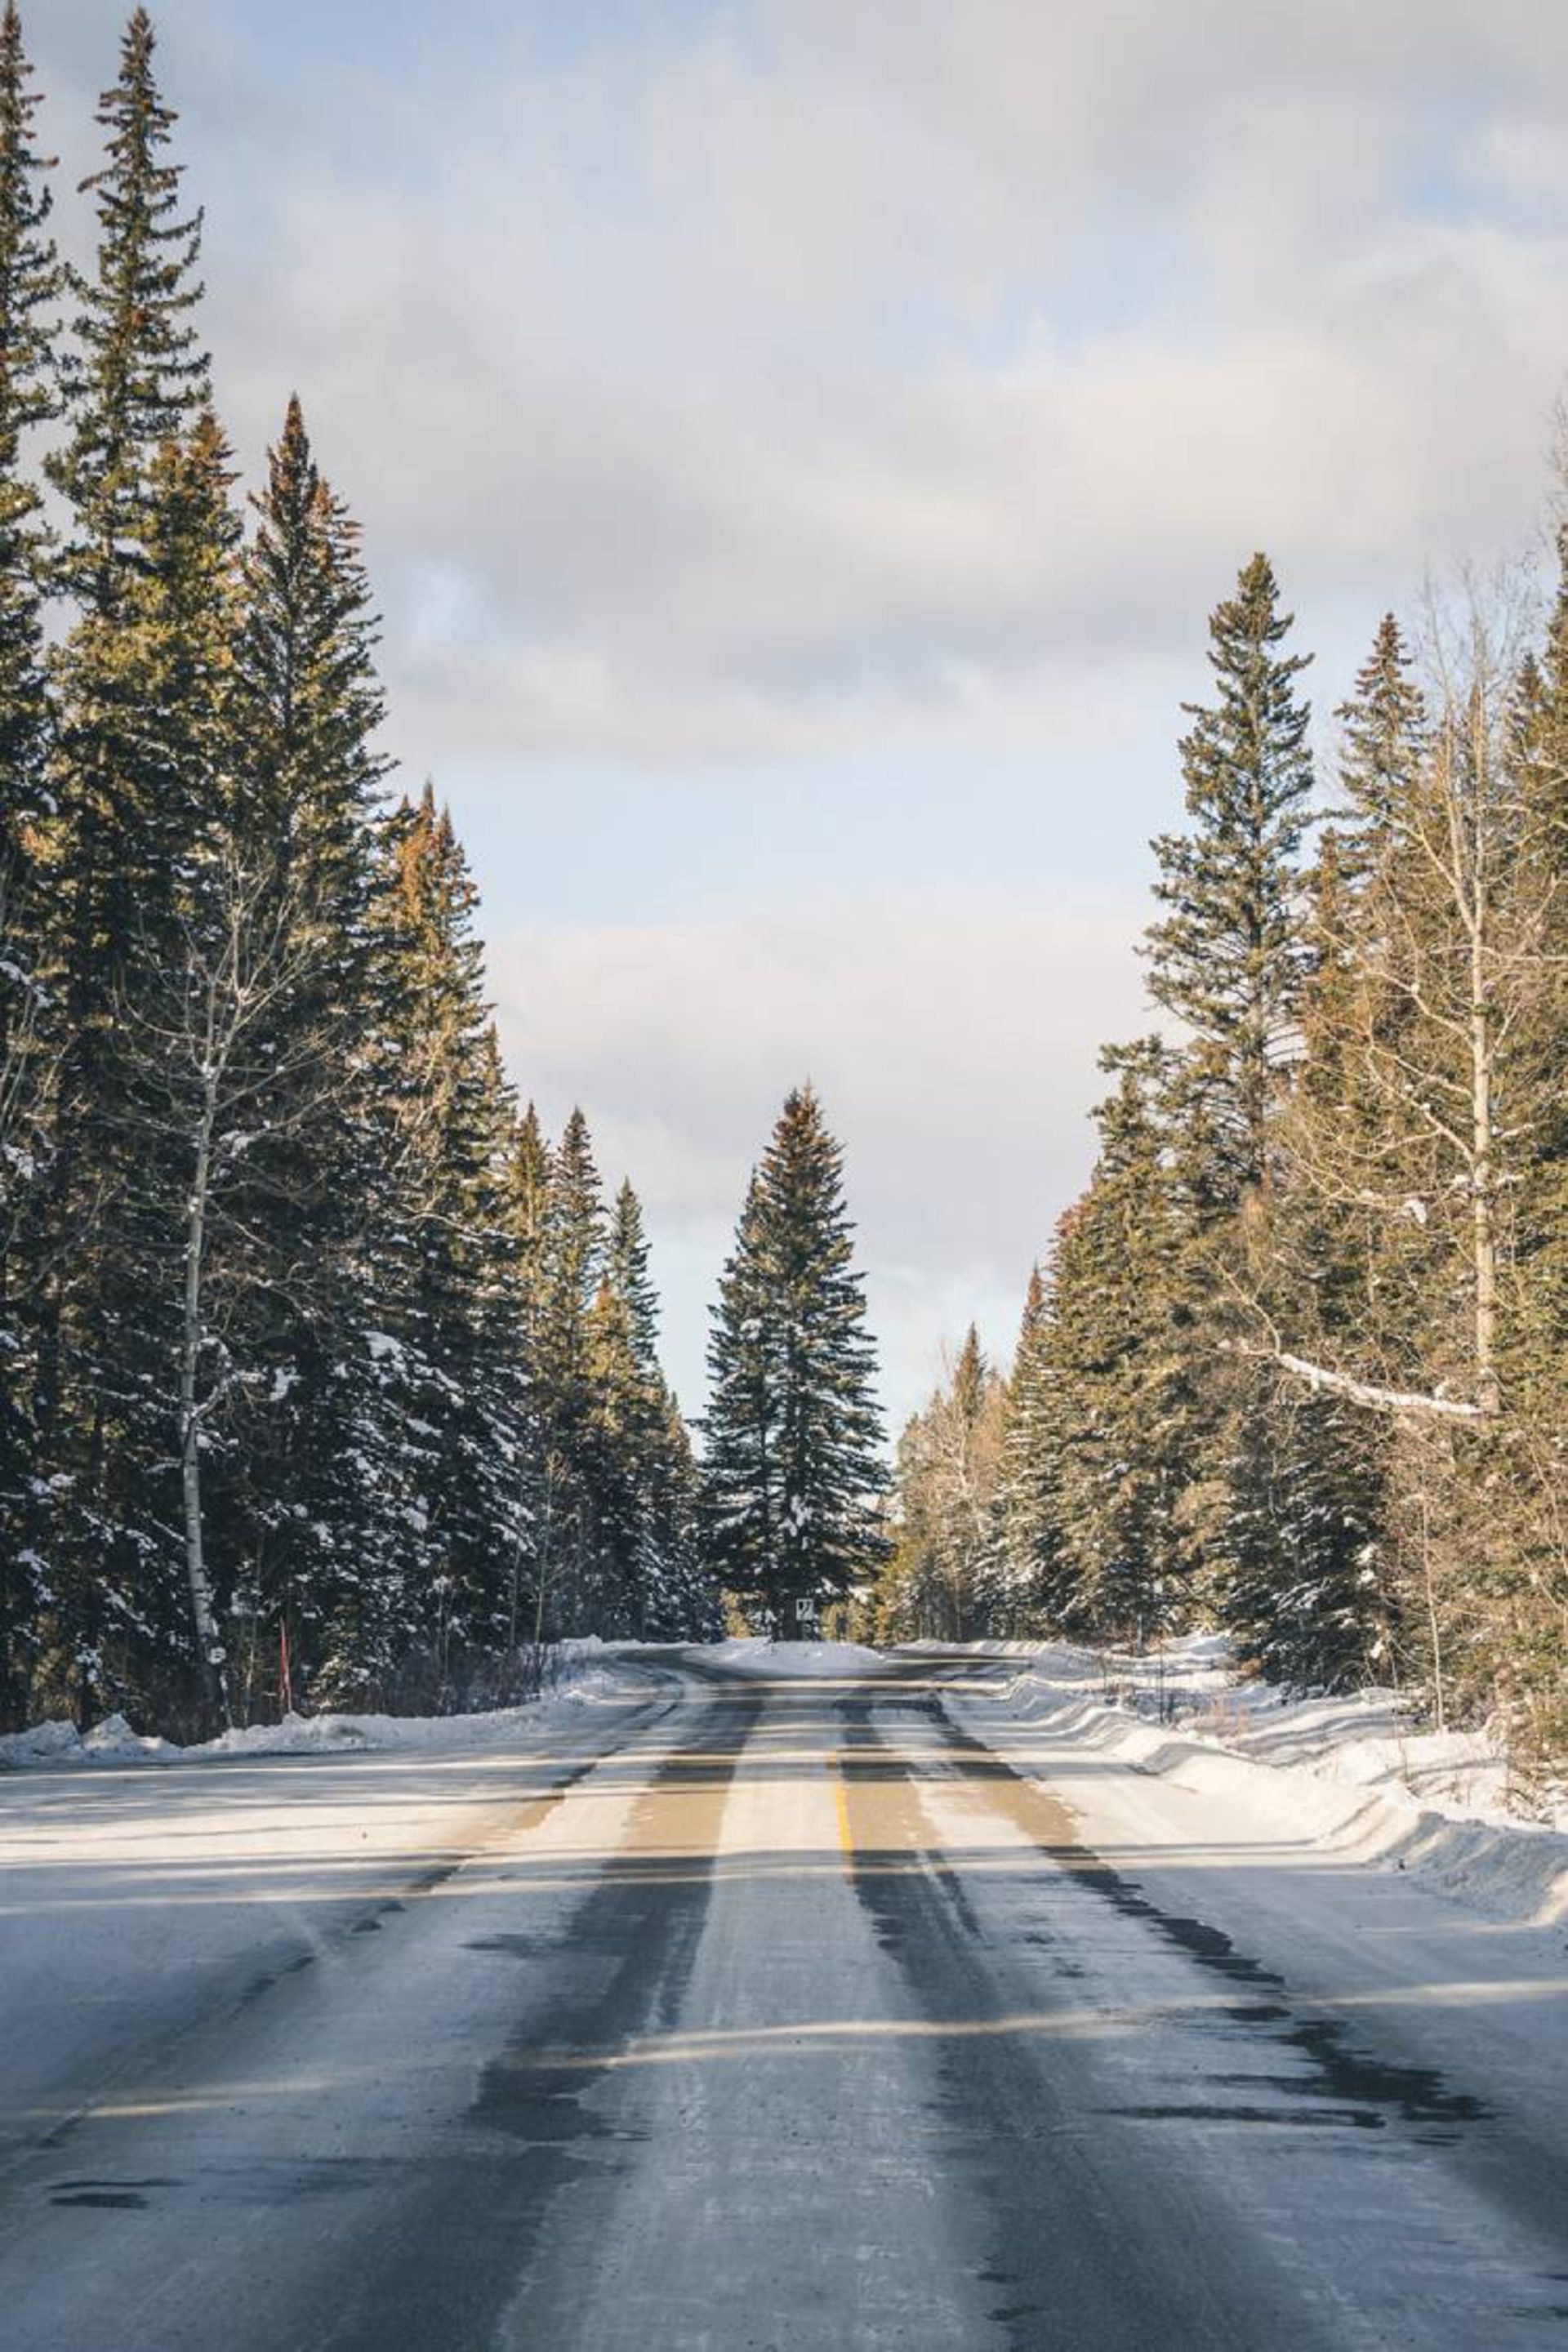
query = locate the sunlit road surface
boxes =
[2,1652,1566,2350]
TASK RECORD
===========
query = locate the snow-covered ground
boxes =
[0,1639,626,1771]
[915,1634,1568,1931]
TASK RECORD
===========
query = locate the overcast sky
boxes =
[33,1,1568,1428]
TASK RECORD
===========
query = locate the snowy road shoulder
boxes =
[915,1637,1568,1931]
[0,1641,639,1771]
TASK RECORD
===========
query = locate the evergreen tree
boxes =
[608,1178,661,1374]
[873,1327,1006,1642]
[532,1107,608,1630]
[1214,622,1428,1689]
[1147,553,1313,1202]
[48,7,207,608]
[1510,534,1568,1380]
[32,413,243,1726]
[1223,1374,1390,1690]
[1219,820,1400,1689]
[0,28,709,1726]
[701,1086,887,1634]
[992,1264,1058,1631]
[0,0,61,1718]
[24,12,216,1722]
[639,1390,716,1641]
[336,787,524,1704]
[216,398,392,1712]
[0,0,59,939]
[1022,1045,1207,1644]
[599,1178,716,1637]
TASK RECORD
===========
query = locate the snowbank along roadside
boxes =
[0,1640,639,1771]
[917,1633,1568,1931]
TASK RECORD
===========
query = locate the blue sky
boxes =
[33,2,1568,1426]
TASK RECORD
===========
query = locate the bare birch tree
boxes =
[123,845,345,1727]
[1262,580,1558,1423]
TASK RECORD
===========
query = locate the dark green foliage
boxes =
[22,11,217,1722]
[1224,1376,1390,1691]
[31,410,242,1726]
[48,7,207,603]
[702,1085,887,1634]
[871,1326,1005,1642]
[514,1122,715,1644]
[313,787,526,1706]
[1028,1044,1210,1644]
[0,24,708,1730]
[1147,552,1313,1201]
[0,0,63,1717]
[207,399,392,1713]
[990,1266,1057,1632]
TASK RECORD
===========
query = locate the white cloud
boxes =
[33,2,1568,765]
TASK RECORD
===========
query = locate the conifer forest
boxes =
[2,5,1566,1792]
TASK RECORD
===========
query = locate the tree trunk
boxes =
[1471,915,1500,1416]
[180,1071,227,1730]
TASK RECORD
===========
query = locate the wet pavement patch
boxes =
[229,1946,316,2016]
[927,1705,1494,2143]
[1285,2016,1489,2133]
[1103,2102,1382,2129]
[51,2189,149,2208]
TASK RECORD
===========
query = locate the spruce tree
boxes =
[1219,821,1398,1690]
[608,1179,661,1374]
[507,1102,552,1338]
[0,0,59,938]
[217,399,392,1711]
[532,1107,608,1631]
[341,787,524,1702]
[49,7,208,607]
[1510,536,1568,1382]
[1023,1045,1205,1644]
[875,1329,1005,1642]
[1147,553,1313,1201]
[27,11,215,1722]
[0,0,61,1722]
[33,414,243,1726]
[1209,625,1424,1693]
[992,1264,1058,1632]
[641,1391,716,1641]
[597,1179,715,1636]
[701,1086,887,1634]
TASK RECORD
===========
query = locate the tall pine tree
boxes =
[28,9,216,1722]
[1147,552,1313,1203]
[0,0,61,1717]
[702,1086,886,1634]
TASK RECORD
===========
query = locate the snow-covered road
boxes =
[1,1649,1564,2349]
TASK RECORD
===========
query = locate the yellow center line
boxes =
[831,1757,855,1871]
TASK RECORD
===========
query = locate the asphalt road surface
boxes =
[1,1649,1565,2350]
